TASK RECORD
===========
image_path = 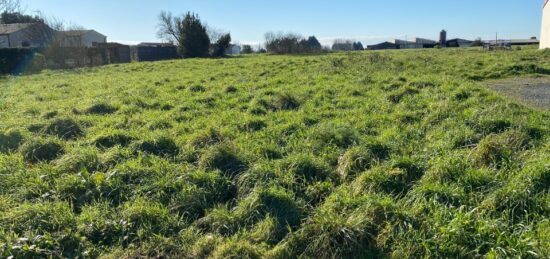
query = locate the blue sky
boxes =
[21,0,545,46]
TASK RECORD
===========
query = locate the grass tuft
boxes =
[0,130,24,153]
[45,118,84,140]
[21,138,64,163]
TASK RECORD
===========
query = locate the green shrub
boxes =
[85,103,118,115]
[135,137,179,157]
[0,130,24,153]
[45,118,84,140]
[198,144,247,176]
[21,138,64,163]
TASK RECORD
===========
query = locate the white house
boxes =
[0,23,54,48]
[58,30,107,47]
[542,0,550,49]
[225,44,241,55]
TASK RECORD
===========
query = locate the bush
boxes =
[199,144,247,176]
[135,137,179,157]
[0,48,37,74]
[0,130,24,153]
[45,118,84,140]
[85,103,118,115]
[21,138,64,163]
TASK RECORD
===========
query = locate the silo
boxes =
[439,30,447,47]
[542,0,549,49]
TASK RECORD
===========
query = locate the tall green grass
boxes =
[0,47,549,258]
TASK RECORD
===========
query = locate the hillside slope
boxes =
[1,48,550,258]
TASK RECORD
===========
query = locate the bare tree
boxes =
[157,11,181,44]
[0,0,20,13]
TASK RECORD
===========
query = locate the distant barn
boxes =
[542,0,549,49]
[131,42,179,62]
[366,41,397,50]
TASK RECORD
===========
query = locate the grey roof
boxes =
[447,38,474,43]
[0,23,33,35]
[138,42,175,47]
[58,30,105,37]
[485,39,540,44]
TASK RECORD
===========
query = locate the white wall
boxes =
[0,35,9,48]
[542,3,550,49]
[81,30,106,47]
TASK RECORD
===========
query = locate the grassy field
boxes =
[1,47,550,258]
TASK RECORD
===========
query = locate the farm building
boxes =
[0,23,54,48]
[366,41,397,50]
[95,43,131,64]
[58,30,107,47]
[446,38,474,48]
[542,0,549,49]
[485,38,540,46]
[391,38,437,49]
[131,42,179,62]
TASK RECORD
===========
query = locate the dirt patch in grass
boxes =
[487,76,550,111]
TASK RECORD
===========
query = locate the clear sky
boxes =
[21,0,546,46]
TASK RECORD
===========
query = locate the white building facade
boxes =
[542,0,550,49]
[59,30,107,47]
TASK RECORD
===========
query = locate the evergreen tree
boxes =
[178,12,210,58]
[211,33,231,57]
[353,41,364,50]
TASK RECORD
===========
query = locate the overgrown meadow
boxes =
[1,47,550,258]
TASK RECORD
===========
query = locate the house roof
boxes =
[0,23,33,35]
[138,42,175,47]
[59,30,105,37]
[447,38,473,43]
[485,39,540,44]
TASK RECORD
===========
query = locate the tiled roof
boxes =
[0,23,33,34]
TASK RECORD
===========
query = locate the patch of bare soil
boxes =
[487,76,550,111]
